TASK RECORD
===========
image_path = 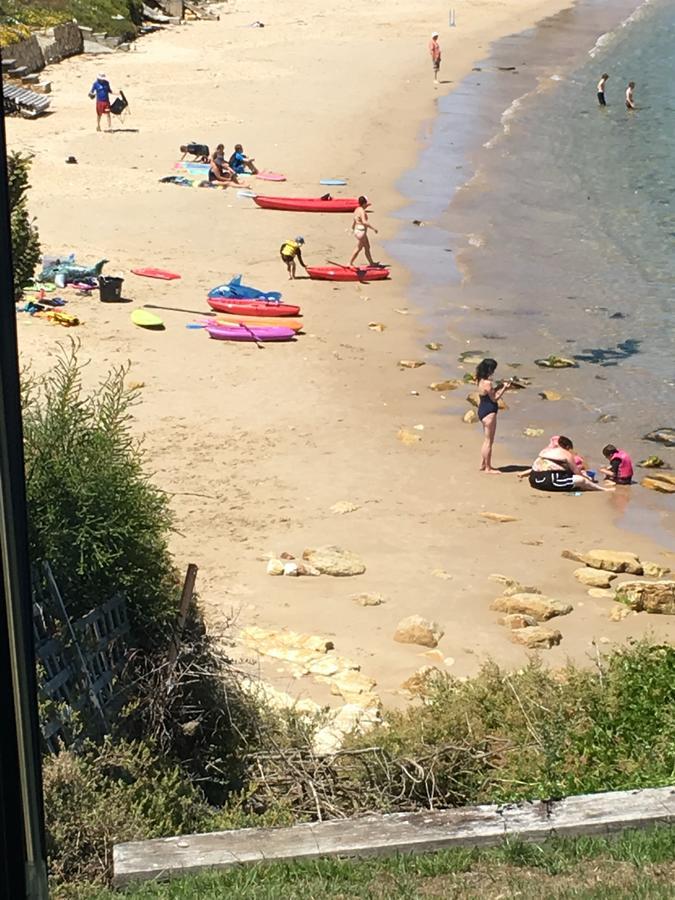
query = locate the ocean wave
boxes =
[588,0,654,58]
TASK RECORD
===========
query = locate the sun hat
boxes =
[98,73,107,79]
[295,236,305,244]
[431,31,439,37]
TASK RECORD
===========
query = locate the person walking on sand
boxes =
[349,196,378,267]
[89,73,114,132]
[626,81,636,109]
[476,358,512,473]
[280,236,307,279]
[597,73,609,106]
[429,31,441,84]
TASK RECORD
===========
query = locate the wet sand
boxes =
[8,0,675,714]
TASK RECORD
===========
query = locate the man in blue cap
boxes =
[279,236,307,279]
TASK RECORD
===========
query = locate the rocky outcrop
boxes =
[615,581,675,615]
[302,546,366,576]
[642,474,675,494]
[491,593,572,621]
[581,550,643,575]
[35,23,83,66]
[393,615,444,648]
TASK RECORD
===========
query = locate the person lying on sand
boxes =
[280,237,307,279]
[600,444,634,484]
[229,144,258,175]
[349,196,378,267]
[180,143,210,162]
[209,145,239,186]
[522,436,611,492]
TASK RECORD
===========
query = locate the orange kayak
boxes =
[213,314,304,332]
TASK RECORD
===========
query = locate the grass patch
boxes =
[56,825,675,898]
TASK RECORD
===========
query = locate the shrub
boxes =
[22,344,179,644]
[8,152,40,299]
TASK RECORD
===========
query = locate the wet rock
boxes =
[266,558,284,576]
[637,456,666,469]
[302,545,366,577]
[491,593,573,621]
[480,512,518,523]
[499,613,538,629]
[642,474,675,494]
[534,355,578,369]
[397,428,422,445]
[425,342,442,351]
[582,549,643,575]
[463,410,478,424]
[429,380,461,391]
[394,615,444,648]
[597,414,618,424]
[398,359,425,369]
[459,350,488,365]
[615,580,675,615]
[642,561,671,578]
[573,567,617,589]
[643,428,675,447]
[330,500,361,515]
[509,376,531,389]
[511,626,562,649]
[351,592,385,607]
[523,427,545,438]
[587,588,615,599]
[539,390,562,401]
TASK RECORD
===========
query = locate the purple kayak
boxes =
[206,322,295,342]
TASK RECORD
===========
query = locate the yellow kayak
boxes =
[213,314,304,332]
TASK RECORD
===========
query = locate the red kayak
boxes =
[207,297,301,317]
[306,265,390,282]
[254,196,359,213]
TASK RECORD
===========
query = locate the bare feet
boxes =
[479,466,501,474]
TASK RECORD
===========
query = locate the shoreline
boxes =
[8,0,674,716]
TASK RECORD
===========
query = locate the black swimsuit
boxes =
[477,392,499,421]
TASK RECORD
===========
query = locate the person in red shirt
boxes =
[429,31,441,84]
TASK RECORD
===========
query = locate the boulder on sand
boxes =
[642,474,675,494]
[491,593,572,621]
[643,427,675,447]
[581,549,643,575]
[615,580,675,615]
[511,626,562,649]
[499,613,538,629]
[302,545,366,576]
[573,567,617,588]
[394,615,444,648]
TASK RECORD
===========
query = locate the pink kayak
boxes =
[254,196,359,212]
[306,265,390,282]
[207,322,295,342]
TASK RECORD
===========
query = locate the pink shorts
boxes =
[96,99,110,115]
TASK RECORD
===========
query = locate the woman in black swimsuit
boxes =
[476,358,512,473]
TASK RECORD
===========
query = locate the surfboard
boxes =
[131,309,164,329]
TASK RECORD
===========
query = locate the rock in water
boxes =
[394,615,444,648]
[582,549,643,575]
[538,390,562,401]
[534,355,578,369]
[573,567,617,588]
[302,546,366,577]
[642,474,675,494]
[615,580,675,615]
[637,456,666,469]
[643,428,675,447]
[491,593,573,621]
[459,350,488,365]
[511,626,562,649]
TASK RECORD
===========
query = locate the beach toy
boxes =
[131,268,181,280]
[254,195,359,212]
[206,322,295,342]
[320,178,347,186]
[208,275,282,302]
[131,309,164,329]
[306,265,390,282]
[207,297,300,317]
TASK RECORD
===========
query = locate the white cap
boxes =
[431,31,439,37]
[98,73,106,79]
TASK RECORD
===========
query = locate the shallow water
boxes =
[389,0,675,546]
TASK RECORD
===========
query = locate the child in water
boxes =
[600,444,634,485]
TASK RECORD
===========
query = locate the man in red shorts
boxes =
[89,73,114,131]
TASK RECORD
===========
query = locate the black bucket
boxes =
[98,276,124,302]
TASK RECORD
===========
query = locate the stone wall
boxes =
[1,35,45,73]
[35,23,83,67]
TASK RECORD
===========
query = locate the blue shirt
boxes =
[229,150,246,173]
[91,79,112,101]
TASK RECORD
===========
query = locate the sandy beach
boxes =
[8,0,675,714]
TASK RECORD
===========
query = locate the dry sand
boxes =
[9,0,675,711]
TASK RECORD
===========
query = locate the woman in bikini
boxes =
[525,436,610,492]
[209,144,239,186]
[349,196,378,266]
[476,358,512,473]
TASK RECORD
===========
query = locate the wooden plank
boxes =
[113,785,675,886]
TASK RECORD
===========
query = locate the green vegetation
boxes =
[58,826,675,899]
[8,152,40,300]
[0,0,143,45]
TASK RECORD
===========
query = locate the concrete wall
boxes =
[156,0,185,19]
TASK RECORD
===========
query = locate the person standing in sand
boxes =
[597,73,609,106]
[625,81,636,109]
[476,358,512,473]
[349,196,378,267]
[89,73,114,132]
[429,31,441,84]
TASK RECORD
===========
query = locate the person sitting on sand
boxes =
[209,144,239,186]
[525,436,611,492]
[180,143,210,162]
[476,358,512,473]
[600,444,634,485]
[597,73,609,106]
[229,144,258,175]
[349,196,379,267]
[625,81,636,110]
[280,236,307,279]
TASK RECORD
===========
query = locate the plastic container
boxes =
[98,276,124,302]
